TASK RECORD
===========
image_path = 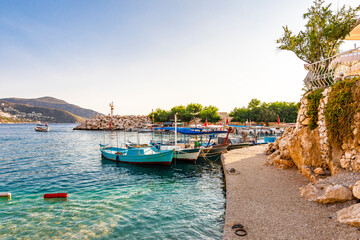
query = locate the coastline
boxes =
[221,145,359,239]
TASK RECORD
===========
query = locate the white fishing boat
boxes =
[35,123,50,132]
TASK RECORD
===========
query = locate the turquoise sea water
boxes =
[0,124,225,239]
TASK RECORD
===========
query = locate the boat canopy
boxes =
[154,127,227,135]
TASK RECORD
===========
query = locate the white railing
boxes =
[304,47,360,90]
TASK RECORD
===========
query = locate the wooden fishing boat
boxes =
[152,126,230,161]
[159,145,201,163]
[100,146,174,166]
[35,123,50,132]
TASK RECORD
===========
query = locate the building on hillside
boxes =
[217,112,233,124]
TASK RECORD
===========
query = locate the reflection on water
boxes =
[0,124,225,239]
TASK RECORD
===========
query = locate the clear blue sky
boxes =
[1,0,359,115]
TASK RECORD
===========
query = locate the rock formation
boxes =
[265,80,360,228]
[337,203,360,227]
[300,183,353,204]
[266,85,360,180]
[74,115,150,130]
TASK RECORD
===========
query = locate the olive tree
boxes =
[277,0,360,63]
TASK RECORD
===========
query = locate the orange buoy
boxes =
[43,193,67,198]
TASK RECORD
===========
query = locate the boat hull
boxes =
[35,126,50,132]
[227,142,252,150]
[199,144,229,157]
[100,147,173,166]
[209,144,229,154]
[173,148,200,163]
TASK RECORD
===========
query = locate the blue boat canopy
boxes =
[154,127,227,135]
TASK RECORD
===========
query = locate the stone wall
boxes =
[267,86,360,181]
[74,115,150,130]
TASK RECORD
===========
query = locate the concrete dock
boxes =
[221,145,359,239]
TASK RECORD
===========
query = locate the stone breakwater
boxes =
[73,115,150,130]
[265,86,360,227]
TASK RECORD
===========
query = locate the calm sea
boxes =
[0,124,225,239]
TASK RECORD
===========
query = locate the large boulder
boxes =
[337,203,360,227]
[300,183,353,204]
[353,180,360,199]
[287,127,323,169]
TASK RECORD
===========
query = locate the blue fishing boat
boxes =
[152,127,230,161]
[100,146,174,166]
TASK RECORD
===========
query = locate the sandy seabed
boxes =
[222,145,360,240]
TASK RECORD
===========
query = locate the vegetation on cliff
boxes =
[277,0,360,63]
[325,77,360,147]
[306,88,324,130]
[230,99,298,123]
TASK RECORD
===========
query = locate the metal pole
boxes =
[137,129,140,145]
[174,113,177,148]
[116,131,118,148]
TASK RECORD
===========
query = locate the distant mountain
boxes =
[0,100,86,123]
[1,97,101,119]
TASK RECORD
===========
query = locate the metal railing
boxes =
[304,47,360,90]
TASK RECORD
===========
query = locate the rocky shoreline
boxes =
[73,115,150,130]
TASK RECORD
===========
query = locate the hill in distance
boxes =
[1,96,101,119]
[0,100,86,123]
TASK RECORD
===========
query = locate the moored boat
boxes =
[100,146,174,166]
[159,145,201,163]
[35,123,50,132]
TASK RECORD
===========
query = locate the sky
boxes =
[1,0,360,115]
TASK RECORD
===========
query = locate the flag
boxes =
[277,115,280,125]
[225,118,229,125]
[220,123,223,131]
[204,118,208,127]
[109,120,112,130]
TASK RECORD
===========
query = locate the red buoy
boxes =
[43,193,68,198]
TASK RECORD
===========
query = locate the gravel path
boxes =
[222,145,360,240]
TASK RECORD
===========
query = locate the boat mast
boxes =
[137,129,140,145]
[116,131,118,148]
[174,113,177,148]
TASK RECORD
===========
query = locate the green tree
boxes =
[276,0,360,63]
[230,100,298,124]
[229,107,250,122]
[149,108,170,122]
[169,105,186,121]
[184,103,203,122]
[247,98,261,109]
[199,105,221,122]
[269,102,298,123]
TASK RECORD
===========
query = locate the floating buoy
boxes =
[0,192,11,198]
[43,193,67,198]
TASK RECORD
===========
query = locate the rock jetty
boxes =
[74,115,150,130]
